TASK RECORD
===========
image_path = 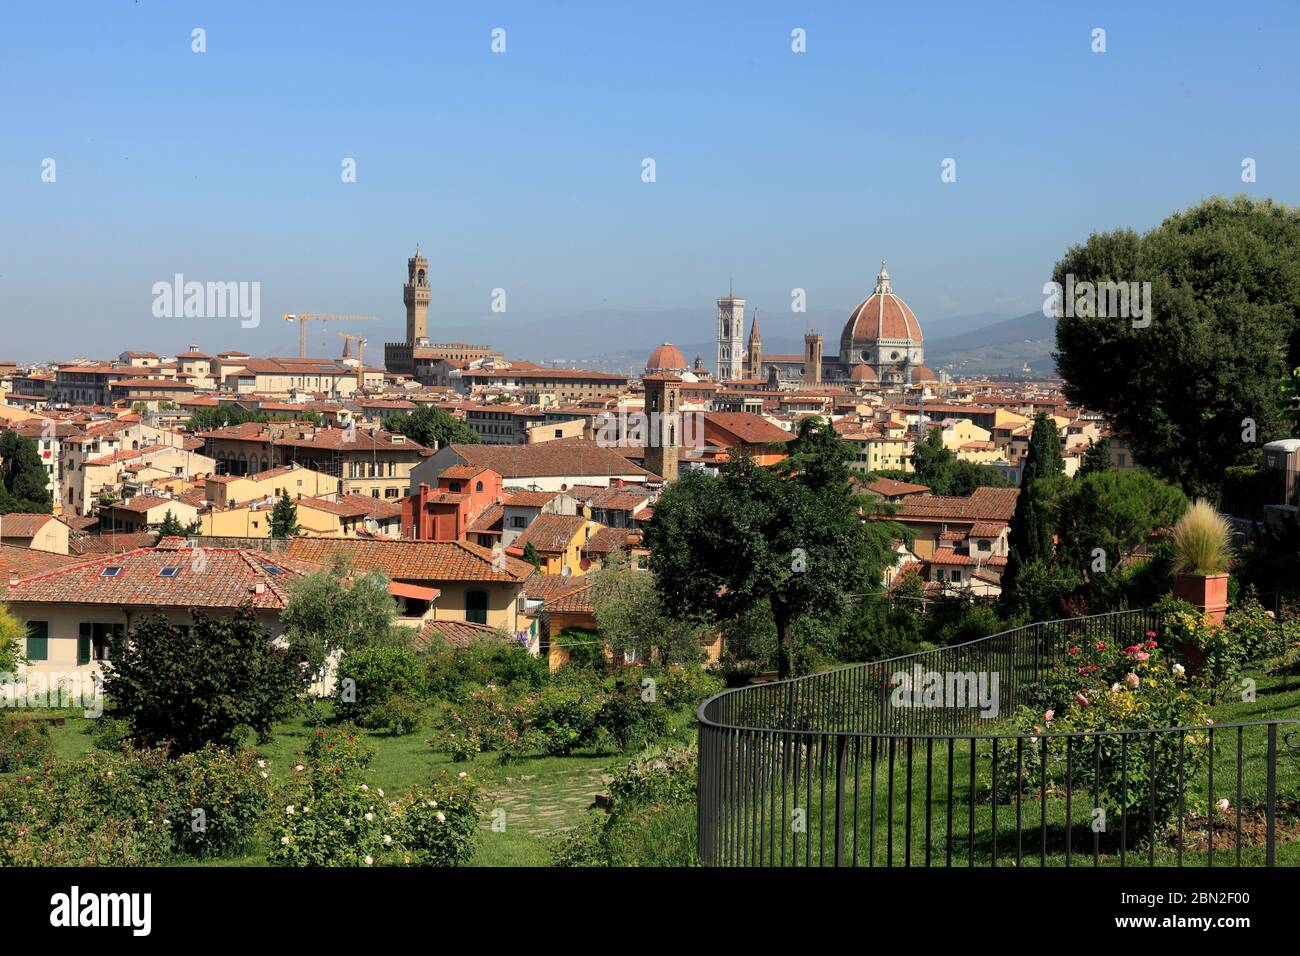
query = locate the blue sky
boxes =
[2,0,1298,361]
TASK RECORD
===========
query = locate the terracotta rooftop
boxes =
[448,440,650,480]
[889,487,1020,523]
[0,513,63,538]
[416,618,514,651]
[5,545,315,609]
[513,514,588,553]
[283,537,533,583]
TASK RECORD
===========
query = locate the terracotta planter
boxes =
[1172,572,1230,625]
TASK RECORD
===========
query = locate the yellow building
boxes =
[511,514,605,577]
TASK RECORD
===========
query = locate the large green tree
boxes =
[0,431,53,514]
[1054,196,1300,498]
[1050,470,1187,578]
[382,404,479,448]
[104,607,300,752]
[647,417,897,677]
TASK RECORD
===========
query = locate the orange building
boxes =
[402,465,503,541]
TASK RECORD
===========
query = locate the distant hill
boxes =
[925,311,1058,376]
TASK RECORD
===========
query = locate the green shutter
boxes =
[25,621,49,662]
[77,623,92,665]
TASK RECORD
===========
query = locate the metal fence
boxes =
[697,609,1300,866]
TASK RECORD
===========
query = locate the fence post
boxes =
[834,735,847,867]
[1266,723,1278,867]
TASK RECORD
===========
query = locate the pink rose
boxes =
[1134,651,1150,662]
[1124,672,1140,689]
[1075,692,1089,707]
[1044,709,1055,724]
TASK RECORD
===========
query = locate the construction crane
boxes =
[337,332,368,392]
[282,314,378,358]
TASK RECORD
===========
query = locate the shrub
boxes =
[1170,499,1233,574]
[335,646,424,729]
[0,747,172,865]
[655,665,725,713]
[269,730,480,867]
[423,638,547,701]
[371,694,426,737]
[529,685,600,756]
[596,681,667,753]
[1008,636,1209,836]
[0,717,52,772]
[168,746,271,857]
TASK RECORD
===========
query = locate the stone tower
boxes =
[716,292,745,382]
[746,309,763,378]
[803,332,824,385]
[643,374,681,483]
[404,246,431,345]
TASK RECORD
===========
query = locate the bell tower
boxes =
[803,332,823,385]
[643,374,681,483]
[746,309,763,378]
[716,290,745,381]
[404,245,431,345]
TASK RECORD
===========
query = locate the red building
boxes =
[402,464,503,541]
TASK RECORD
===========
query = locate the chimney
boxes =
[253,580,266,595]
[8,571,18,586]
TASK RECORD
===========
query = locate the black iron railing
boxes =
[697,609,1300,866]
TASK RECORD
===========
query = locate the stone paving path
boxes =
[482,767,614,836]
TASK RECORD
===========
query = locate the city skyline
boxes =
[5,1,1300,360]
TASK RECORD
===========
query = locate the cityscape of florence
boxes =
[1,0,1298,936]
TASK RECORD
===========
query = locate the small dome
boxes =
[849,364,879,382]
[910,364,937,383]
[646,342,688,374]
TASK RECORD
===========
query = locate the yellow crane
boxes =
[337,332,368,392]
[282,313,378,358]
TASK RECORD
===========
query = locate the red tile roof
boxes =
[513,514,587,553]
[0,513,62,538]
[283,537,533,583]
[5,545,315,609]
[0,544,82,580]
[416,618,512,650]
[890,487,1020,523]
[449,440,650,480]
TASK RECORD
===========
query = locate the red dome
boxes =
[840,263,923,349]
[849,364,879,382]
[646,342,687,373]
[910,364,937,383]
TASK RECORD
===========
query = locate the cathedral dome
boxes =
[646,342,688,374]
[848,364,879,383]
[910,364,937,383]
[840,262,923,362]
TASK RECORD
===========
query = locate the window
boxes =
[158,566,180,578]
[475,481,484,493]
[262,565,283,575]
[78,623,122,664]
[25,621,49,661]
[99,566,123,578]
[465,589,489,625]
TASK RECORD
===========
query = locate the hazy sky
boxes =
[3,1,1298,362]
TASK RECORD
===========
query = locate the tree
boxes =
[1052,470,1187,577]
[1002,412,1064,606]
[270,490,299,538]
[104,607,300,753]
[0,431,52,514]
[648,418,898,678]
[588,556,709,665]
[908,425,1011,496]
[0,603,24,672]
[1079,437,1112,477]
[382,404,479,448]
[281,558,401,671]
[1054,196,1300,498]
[521,541,543,570]
[154,509,200,543]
